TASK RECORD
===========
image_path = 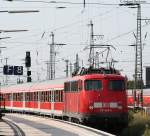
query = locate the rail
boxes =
[3,118,25,136]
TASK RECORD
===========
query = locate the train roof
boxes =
[1,72,125,94]
[1,78,66,93]
[128,89,150,96]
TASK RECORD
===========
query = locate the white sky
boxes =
[0,0,150,84]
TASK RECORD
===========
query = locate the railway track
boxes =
[2,118,25,136]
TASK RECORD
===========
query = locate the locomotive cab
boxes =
[81,74,128,125]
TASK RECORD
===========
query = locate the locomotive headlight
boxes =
[89,105,94,110]
[118,106,123,109]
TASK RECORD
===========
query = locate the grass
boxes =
[121,111,150,136]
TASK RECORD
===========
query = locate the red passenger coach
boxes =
[1,79,64,116]
[127,89,150,114]
[1,67,128,126]
[0,92,5,118]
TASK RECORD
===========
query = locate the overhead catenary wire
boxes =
[1,0,150,82]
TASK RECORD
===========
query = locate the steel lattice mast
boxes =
[120,1,144,109]
[135,4,143,108]
[49,32,55,80]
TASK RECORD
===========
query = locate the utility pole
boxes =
[45,61,50,80]
[36,50,40,81]
[89,20,94,67]
[95,52,100,68]
[4,58,8,85]
[74,54,80,72]
[69,62,73,76]
[119,1,149,110]
[65,59,69,77]
[136,3,143,108]
[49,32,55,80]
[48,32,66,80]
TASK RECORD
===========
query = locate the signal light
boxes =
[27,71,31,76]
[25,51,31,67]
[27,76,32,82]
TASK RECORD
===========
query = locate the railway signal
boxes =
[25,51,31,82]
[25,52,31,67]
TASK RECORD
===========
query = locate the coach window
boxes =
[40,92,43,102]
[13,93,15,101]
[44,92,46,102]
[20,93,23,101]
[30,92,32,101]
[27,93,29,101]
[59,90,62,102]
[43,92,45,102]
[34,92,38,101]
[49,91,51,102]
[18,93,22,101]
[6,94,11,101]
[36,92,38,101]
[15,93,17,101]
[34,92,36,101]
[25,93,27,101]
[85,80,102,91]
[55,90,59,102]
[45,91,47,102]
[47,91,49,102]
[45,92,47,102]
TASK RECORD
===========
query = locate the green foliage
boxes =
[127,80,134,89]
[127,80,144,89]
[128,110,134,123]
[143,124,150,136]
[121,112,150,136]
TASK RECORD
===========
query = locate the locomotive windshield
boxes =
[108,80,125,91]
[85,80,102,91]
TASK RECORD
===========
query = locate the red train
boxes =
[128,89,150,113]
[0,67,128,125]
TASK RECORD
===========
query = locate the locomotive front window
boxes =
[108,80,125,91]
[85,80,102,91]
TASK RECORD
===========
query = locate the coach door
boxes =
[50,89,55,115]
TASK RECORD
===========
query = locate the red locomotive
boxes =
[1,67,128,126]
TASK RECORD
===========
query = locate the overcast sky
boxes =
[0,0,150,84]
